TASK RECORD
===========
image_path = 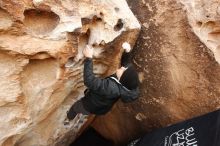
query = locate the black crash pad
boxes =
[129,109,220,146]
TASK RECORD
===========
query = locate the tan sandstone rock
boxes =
[0,0,140,145]
[180,0,220,64]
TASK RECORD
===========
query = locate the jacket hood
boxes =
[110,76,140,102]
[120,87,140,102]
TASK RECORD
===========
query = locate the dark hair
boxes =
[119,65,139,90]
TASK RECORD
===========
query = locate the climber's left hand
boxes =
[83,45,93,58]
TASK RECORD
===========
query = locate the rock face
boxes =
[180,0,220,64]
[1,0,220,145]
[91,0,220,145]
[0,0,140,146]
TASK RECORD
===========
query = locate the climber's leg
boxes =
[67,99,90,120]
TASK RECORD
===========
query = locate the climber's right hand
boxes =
[122,42,131,52]
[83,45,93,58]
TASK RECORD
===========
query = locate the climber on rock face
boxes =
[66,42,140,121]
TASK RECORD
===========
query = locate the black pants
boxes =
[67,99,90,120]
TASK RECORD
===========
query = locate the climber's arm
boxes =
[83,45,106,91]
[121,51,132,67]
[121,42,132,67]
[83,58,105,90]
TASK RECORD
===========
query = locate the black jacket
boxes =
[81,58,139,115]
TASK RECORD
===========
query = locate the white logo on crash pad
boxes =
[164,127,198,146]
